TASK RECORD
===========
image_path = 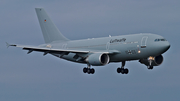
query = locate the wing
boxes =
[7,43,120,56]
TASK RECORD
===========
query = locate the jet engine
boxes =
[139,55,163,66]
[85,53,109,66]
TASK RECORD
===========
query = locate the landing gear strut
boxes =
[147,59,153,69]
[83,64,95,74]
[117,61,129,74]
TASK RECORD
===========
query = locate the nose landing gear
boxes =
[147,57,154,70]
[147,66,153,69]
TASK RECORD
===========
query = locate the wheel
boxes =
[147,66,153,69]
[83,67,87,73]
[117,68,121,73]
[90,68,95,74]
[124,68,129,74]
[121,69,125,74]
[87,69,91,74]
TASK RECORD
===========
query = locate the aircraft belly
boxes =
[109,53,140,62]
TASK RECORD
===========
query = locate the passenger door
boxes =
[141,36,148,48]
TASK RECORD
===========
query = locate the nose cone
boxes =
[162,41,170,53]
[151,41,170,55]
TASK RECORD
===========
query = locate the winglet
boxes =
[6,42,16,48]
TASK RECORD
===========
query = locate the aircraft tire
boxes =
[91,68,95,74]
[117,68,129,74]
[117,68,121,73]
[147,66,153,69]
[87,69,91,74]
[124,68,129,74]
[83,68,87,73]
[121,69,125,74]
[150,66,153,69]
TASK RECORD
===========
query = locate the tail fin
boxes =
[35,8,69,43]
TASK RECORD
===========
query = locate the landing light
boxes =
[148,56,154,60]
[138,50,141,53]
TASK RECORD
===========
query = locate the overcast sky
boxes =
[0,0,180,101]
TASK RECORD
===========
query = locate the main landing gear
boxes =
[117,61,129,74]
[83,64,95,74]
[83,62,129,74]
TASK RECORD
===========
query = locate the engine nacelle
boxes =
[86,53,110,66]
[139,55,163,66]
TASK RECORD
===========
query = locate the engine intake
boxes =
[139,55,163,66]
[86,53,109,66]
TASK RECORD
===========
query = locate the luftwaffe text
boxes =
[110,38,126,43]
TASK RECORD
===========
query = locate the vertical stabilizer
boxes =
[35,8,69,43]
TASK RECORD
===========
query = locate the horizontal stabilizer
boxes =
[6,42,16,48]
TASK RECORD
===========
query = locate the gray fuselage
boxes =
[46,33,170,64]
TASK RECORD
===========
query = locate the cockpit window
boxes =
[154,38,167,42]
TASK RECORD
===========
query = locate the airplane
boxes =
[7,8,170,74]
